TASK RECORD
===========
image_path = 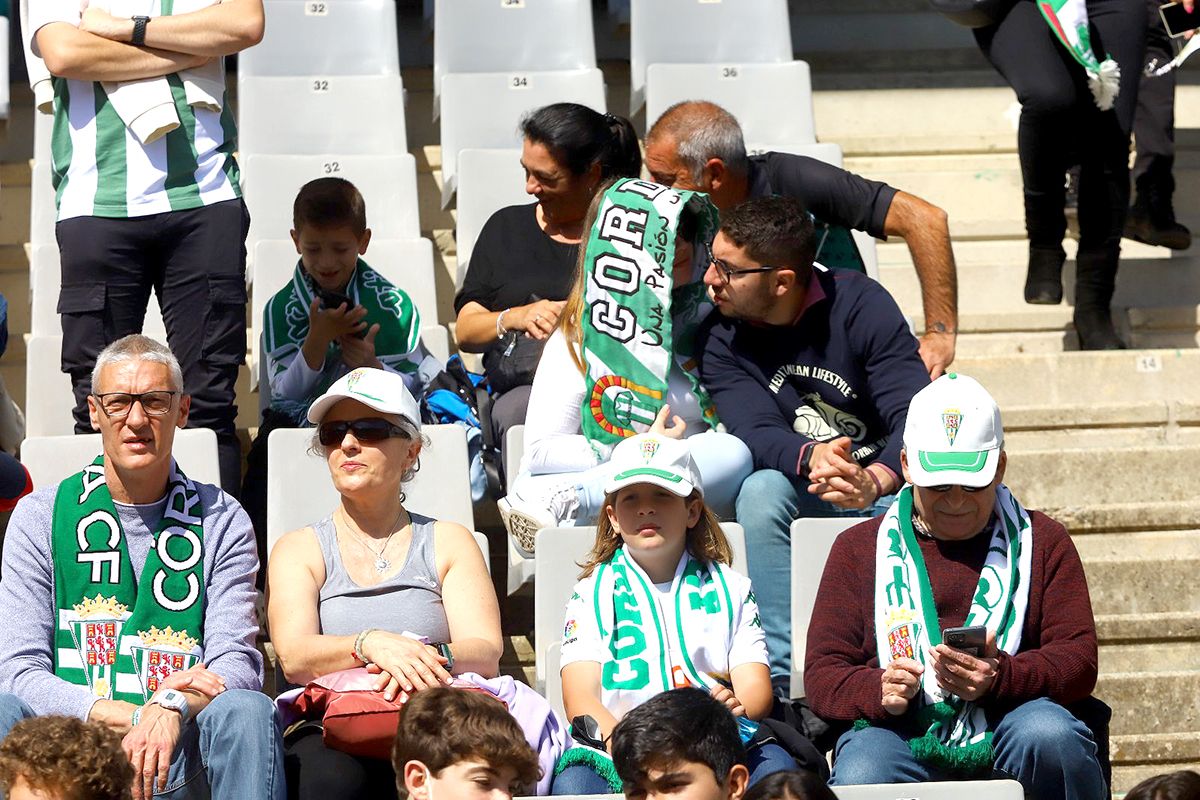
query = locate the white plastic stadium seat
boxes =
[30,162,56,249]
[237,76,407,156]
[532,523,747,687]
[789,517,867,698]
[646,61,815,148]
[629,0,791,113]
[265,424,474,555]
[21,429,221,489]
[439,69,605,207]
[25,336,76,437]
[503,425,524,500]
[0,18,10,119]
[738,142,879,281]
[30,245,167,339]
[240,153,420,249]
[833,781,1024,799]
[241,0,400,78]
[34,110,53,166]
[432,0,595,118]
[454,149,529,285]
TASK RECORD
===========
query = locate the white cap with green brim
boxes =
[903,372,1003,489]
[604,434,702,498]
[306,367,422,429]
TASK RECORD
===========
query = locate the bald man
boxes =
[645,101,958,379]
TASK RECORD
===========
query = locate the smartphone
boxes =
[314,285,355,311]
[1160,2,1199,38]
[941,625,987,657]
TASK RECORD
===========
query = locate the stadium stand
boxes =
[453,148,528,285]
[438,68,605,206]
[29,245,167,339]
[629,0,791,113]
[239,0,401,78]
[432,0,595,118]
[645,61,816,148]
[21,428,221,489]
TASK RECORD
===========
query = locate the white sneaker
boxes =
[498,497,555,556]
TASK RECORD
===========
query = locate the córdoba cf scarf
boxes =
[1037,0,1121,109]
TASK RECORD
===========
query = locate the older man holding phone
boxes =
[804,373,1107,799]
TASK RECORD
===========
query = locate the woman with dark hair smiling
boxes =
[454,103,640,480]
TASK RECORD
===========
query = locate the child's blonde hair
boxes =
[577,487,732,578]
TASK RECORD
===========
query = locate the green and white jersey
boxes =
[31,0,242,221]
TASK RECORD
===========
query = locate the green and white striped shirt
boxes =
[32,0,242,220]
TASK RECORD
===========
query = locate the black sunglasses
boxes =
[925,483,990,493]
[318,418,410,447]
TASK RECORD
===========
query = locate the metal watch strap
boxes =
[131,16,150,46]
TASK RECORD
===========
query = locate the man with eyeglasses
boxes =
[645,100,958,380]
[804,373,1106,797]
[0,334,284,799]
[696,196,929,692]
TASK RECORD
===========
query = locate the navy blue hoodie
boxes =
[697,267,929,482]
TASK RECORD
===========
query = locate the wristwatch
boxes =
[432,642,454,671]
[131,16,150,46]
[149,688,192,724]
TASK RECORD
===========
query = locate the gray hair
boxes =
[648,101,749,184]
[308,416,429,490]
[91,334,184,393]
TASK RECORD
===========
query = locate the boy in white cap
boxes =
[802,373,1107,798]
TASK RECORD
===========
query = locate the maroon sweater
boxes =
[804,511,1098,723]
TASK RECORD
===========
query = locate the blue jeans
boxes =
[549,743,796,795]
[830,698,1107,799]
[0,690,285,800]
[735,469,892,689]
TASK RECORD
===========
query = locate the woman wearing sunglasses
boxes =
[266,367,503,799]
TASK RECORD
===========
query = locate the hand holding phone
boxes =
[1161,1,1199,38]
[941,625,988,657]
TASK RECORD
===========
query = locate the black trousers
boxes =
[975,0,1147,251]
[1133,0,1177,195]
[56,198,250,494]
[284,726,398,800]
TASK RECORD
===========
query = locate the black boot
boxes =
[1073,246,1125,350]
[1125,184,1192,251]
[1025,245,1066,305]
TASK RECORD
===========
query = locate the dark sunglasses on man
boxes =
[318,418,411,447]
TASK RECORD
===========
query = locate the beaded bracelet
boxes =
[353,628,378,664]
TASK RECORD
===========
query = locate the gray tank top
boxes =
[314,512,451,643]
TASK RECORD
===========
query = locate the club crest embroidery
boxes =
[130,626,201,702]
[941,408,962,446]
[640,438,661,462]
[67,595,130,699]
[884,608,918,662]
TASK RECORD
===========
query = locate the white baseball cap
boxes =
[903,373,1003,488]
[604,434,703,498]
[307,367,422,429]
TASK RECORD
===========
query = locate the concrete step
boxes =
[1074,531,1200,618]
[877,237,1179,267]
[1005,426,1200,453]
[1098,670,1200,737]
[1096,611,1200,643]
[1112,732,1200,773]
[1101,640,1200,675]
[1005,446,1199,510]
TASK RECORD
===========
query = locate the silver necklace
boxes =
[340,507,406,574]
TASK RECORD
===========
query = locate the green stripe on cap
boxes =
[613,467,684,483]
[918,450,988,473]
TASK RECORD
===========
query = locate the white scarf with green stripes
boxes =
[1038,0,1121,110]
[872,483,1031,774]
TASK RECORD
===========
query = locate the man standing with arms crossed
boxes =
[30,0,264,493]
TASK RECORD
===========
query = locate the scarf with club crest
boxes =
[579,179,720,457]
[52,457,206,705]
[867,483,1032,775]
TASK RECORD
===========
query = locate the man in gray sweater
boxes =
[0,335,283,800]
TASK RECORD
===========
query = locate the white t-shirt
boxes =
[560,548,767,722]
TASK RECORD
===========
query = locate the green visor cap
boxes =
[612,467,684,483]
[917,449,990,473]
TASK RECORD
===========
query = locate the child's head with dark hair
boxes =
[611,688,749,800]
[392,687,541,800]
[1124,770,1200,800]
[0,715,133,800]
[742,770,836,800]
[290,177,372,295]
